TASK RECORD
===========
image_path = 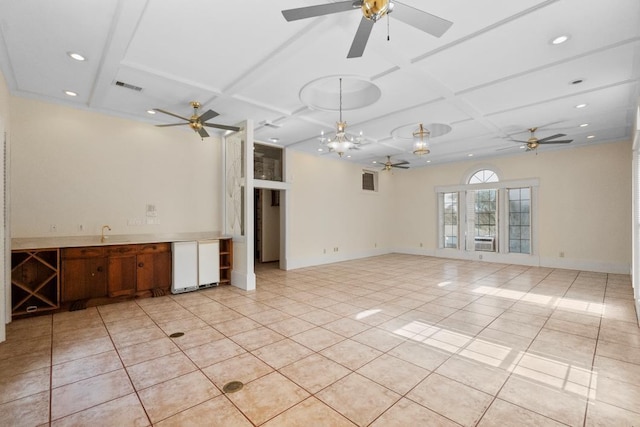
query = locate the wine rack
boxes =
[11,249,60,316]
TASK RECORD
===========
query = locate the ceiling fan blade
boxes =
[198,109,219,123]
[203,123,241,132]
[392,1,453,37]
[155,123,188,127]
[392,165,410,169]
[153,108,190,122]
[197,127,209,138]
[536,133,566,143]
[392,160,410,165]
[347,16,375,58]
[496,145,522,151]
[538,139,573,144]
[282,1,357,21]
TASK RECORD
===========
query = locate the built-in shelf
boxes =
[219,238,233,285]
[11,249,60,316]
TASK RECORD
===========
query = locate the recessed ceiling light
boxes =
[468,153,474,157]
[64,90,77,97]
[269,138,280,143]
[587,135,595,139]
[146,110,156,115]
[551,35,570,45]
[426,160,431,163]
[67,52,86,61]
[317,148,323,152]
[372,161,377,164]
[580,123,589,127]
[519,145,526,149]
[575,103,588,109]
[347,155,351,158]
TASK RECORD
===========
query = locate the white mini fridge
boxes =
[198,239,220,286]
[171,240,220,294]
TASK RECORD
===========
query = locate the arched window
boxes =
[437,167,536,255]
[469,169,499,184]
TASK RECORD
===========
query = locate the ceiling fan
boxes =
[380,155,409,171]
[511,127,573,150]
[281,0,453,58]
[154,101,240,139]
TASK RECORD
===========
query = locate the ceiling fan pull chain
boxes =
[339,77,343,122]
[387,13,390,41]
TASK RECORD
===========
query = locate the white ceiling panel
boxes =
[0,0,637,166]
[0,0,118,100]
[420,0,640,93]
[462,42,638,115]
[485,82,637,131]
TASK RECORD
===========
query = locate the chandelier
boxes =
[412,123,431,156]
[326,78,355,157]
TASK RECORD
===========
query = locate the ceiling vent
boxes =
[114,81,143,92]
[259,120,282,129]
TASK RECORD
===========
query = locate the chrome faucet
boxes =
[101,225,111,243]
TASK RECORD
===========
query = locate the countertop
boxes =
[12,232,228,251]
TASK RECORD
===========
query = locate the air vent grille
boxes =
[115,81,143,92]
[362,170,377,192]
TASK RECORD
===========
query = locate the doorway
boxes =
[254,189,281,266]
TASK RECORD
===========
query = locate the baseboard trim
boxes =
[285,248,630,275]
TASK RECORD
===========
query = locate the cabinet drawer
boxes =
[62,247,105,259]
[105,245,139,256]
[138,242,171,254]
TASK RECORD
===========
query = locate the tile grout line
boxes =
[98,302,154,427]
[48,313,53,425]
[471,265,559,426]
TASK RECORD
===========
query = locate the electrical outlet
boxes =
[559,251,565,258]
[323,249,326,254]
[49,224,57,232]
[374,242,377,248]
[78,224,84,232]
[479,254,483,260]
[420,242,423,247]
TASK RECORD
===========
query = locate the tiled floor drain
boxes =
[222,381,244,393]
[169,332,184,338]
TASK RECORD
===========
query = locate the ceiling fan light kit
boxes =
[153,101,240,140]
[511,127,573,151]
[381,155,410,171]
[362,0,393,21]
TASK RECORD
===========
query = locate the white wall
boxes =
[390,141,633,273]
[287,151,392,269]
[10,97,223,237]
[0,70,9,340]
[9,95,633,280]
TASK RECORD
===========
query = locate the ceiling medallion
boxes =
[300,75,380,112]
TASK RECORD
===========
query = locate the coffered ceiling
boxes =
[0,0,638,167]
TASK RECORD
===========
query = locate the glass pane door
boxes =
[466,189,498,252]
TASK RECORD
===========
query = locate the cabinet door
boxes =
[107,256,136,297]
[136,251,172,292]
[62,257,106,301]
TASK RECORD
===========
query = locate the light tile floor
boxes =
[1,255,639,426]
